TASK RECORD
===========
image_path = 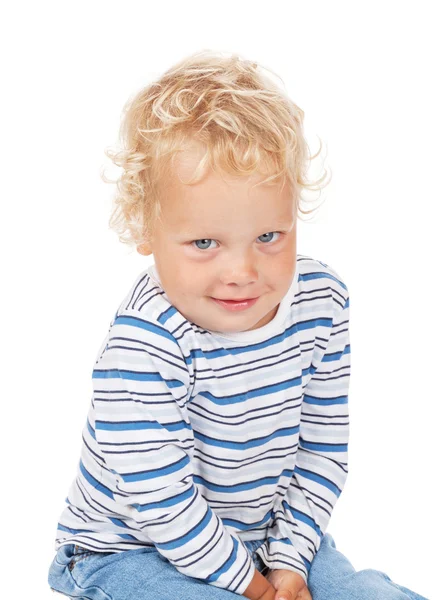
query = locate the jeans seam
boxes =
[67,558,114,600]
[49,587,95,600]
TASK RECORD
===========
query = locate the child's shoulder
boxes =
[296,253,350,307]
[94,266,190,380]
[113,264,190,341]
[115,264,171,321]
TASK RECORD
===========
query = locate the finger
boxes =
[296,586,312,600]
[274,580,306,598]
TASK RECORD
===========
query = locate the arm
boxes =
[256,293,351,583]
[91,308,269,596]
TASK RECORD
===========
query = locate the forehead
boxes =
[159,143,295,231]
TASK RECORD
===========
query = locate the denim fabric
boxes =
[48,533,428,599]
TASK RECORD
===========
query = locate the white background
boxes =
[1,1,434,598]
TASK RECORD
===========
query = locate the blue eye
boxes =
[193,239,217,250]
[258,232,280,243]
[192,232,280,251]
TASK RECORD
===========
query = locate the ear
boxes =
[137,243,153,256]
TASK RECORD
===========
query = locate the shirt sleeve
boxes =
[91,309,256,594]
[255,294,351,583]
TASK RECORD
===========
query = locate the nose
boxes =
[219,250,259,287]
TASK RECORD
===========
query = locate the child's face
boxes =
[138,144,297,334]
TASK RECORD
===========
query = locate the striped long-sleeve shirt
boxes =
[54,253,351,594]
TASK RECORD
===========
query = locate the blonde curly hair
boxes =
[102,50,329,249]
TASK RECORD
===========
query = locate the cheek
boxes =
[171,264,203,296]
[267,254,296,283]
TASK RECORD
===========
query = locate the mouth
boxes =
[210,296,259,311]
[213,297,257,302]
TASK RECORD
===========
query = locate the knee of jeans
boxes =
[359,568,391,581]
[350,567,395,592]
[313,569,398,600]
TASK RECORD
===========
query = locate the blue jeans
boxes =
[48,533,428,600]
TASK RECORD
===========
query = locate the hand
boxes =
[256,585,280,600]
[266,569,312,600]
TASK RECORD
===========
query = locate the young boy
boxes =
[48,51,428,600]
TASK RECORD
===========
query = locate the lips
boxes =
[214,298,256,302]
[211,296,259,312]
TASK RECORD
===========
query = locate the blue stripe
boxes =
[294,465,342,496]
[57,524,94,535]
[79,460,114,499]
[114,315,175,342]
[115,314,192,366]
[118,533,140,540]
[299,439,348,453]
[157,305,178,325]
[295,317,333,333]
[87,419,96,439]
[194,426,299,450]
[133,485,195,513]
[300,270,348,291]
[109,517,128,528]
[92,368,184,387]
[323,344,350,362]
[155,503,214,550]
[222,510,272,530]
[268,534,294,547]
[207,536,240,583]
[95,419,191,433]
[303,394,348,406]
[122,454,190,483]
[194,470,294,494]
[285,504,322,537]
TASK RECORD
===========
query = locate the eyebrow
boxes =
[271,220,295,230]
[182,220,295,237]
